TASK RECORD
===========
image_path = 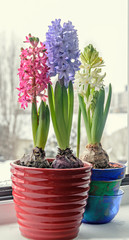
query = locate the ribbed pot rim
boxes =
[10,159,92,171]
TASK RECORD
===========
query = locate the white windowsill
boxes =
[0,204,128,240]
[78,204,129,239]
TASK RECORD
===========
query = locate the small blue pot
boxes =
[82,189,124,224]
[91,163,126,181]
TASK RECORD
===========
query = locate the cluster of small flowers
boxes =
[75,44,106,106]
[17,34,51,109]
[45,19,81,87]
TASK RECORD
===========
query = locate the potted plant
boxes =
[15,34,51,167]
[75,44,126,223]
[46,19,85,169]
[11,24,92,240]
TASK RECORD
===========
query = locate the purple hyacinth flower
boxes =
[45,19,81,87]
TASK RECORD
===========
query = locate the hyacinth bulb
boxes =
[52,148,84,169]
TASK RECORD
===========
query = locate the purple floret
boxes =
[45,19,81,87]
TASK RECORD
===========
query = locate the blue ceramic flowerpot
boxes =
[91,163,126,181]
[82,189,124,224]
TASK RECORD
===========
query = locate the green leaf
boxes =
[68,81,74,141]
[87,106,91,130]
[90,90,99,113]
[55,82,68,149]
[78,94,91,143]
[96,84,112,142]
[104,84,112,120]
[48,83,65,149]
[36,101,50,150]
[31,102,38,147]
[91,88,105,143]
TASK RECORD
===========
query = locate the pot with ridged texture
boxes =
[11,160,92,240]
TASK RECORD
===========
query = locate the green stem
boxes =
[78,94,91,143]
[68,81,74,142]
[31,102,38,147]
[62,85,68,129]
[77,106,81,158]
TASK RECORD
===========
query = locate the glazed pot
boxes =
[82,162,126,224]
[89,179,122,196]
[91,162,126,181]
[11,160,92,240]
[82,189,124,224]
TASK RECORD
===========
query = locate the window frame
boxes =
[0,187,13,201]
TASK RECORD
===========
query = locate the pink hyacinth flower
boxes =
[17,34,51,109]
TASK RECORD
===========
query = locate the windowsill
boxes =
[0,204,128,240]
[78,204,129,239]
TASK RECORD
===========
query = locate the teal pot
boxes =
[89,179,122,196]
[82,189,124,224]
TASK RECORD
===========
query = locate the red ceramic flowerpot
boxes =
[11,160,92,240]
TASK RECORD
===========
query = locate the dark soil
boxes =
[108,162,123,169]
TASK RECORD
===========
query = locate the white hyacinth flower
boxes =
[75,44,106,107]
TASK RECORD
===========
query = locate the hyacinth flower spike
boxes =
[17,34,52,167]
[75,44,112,168]
[46,19,83,168]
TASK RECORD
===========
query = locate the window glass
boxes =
[0,0,128,182]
